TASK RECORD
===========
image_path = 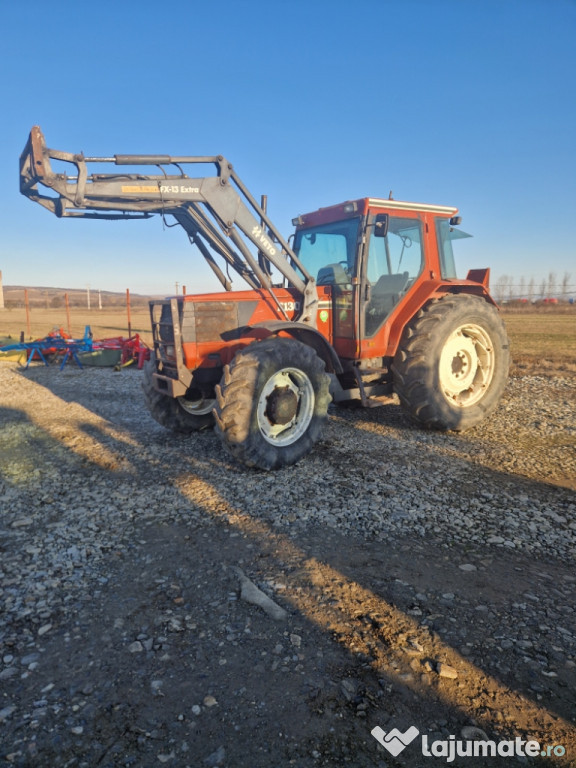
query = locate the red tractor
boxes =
[20,127,509,469]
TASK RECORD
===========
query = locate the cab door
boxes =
[358,212,425,354]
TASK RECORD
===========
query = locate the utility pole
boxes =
[0,270,4,310]
[98,289,102,310]
[86,283,91,310]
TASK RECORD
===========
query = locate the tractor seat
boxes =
[371,271,410,302]
[317,263,350,286]
[365,271,410,334]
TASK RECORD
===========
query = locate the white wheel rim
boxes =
[439,323,495,408]
[178,396,215,416]
[257,367,315,446]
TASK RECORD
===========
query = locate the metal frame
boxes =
[20,126,318,327]
[149,299,192,397]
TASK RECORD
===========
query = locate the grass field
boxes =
[502,309,576,377]
[0,307,154,346]
[0,305,574,377]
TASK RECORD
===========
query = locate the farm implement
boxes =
[92,334,151,369]
[0,327,92,369]
[0,327,150,370]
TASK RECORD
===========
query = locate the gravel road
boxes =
[0,363,575,767]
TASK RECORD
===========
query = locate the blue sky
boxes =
[1,0,575,297]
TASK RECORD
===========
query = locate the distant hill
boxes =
[3,286,163,309]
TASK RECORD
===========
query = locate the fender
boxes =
[250,321,343,374]
[386,276,497,357]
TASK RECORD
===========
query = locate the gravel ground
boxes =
[0,363,575,767]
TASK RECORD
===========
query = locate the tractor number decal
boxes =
[280,301,300,313]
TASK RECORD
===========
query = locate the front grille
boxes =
[150,299,180,379]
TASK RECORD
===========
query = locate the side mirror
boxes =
[373,213,389,238]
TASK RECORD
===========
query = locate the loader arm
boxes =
[19,126,318,325]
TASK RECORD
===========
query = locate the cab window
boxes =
[436,218,472,278]
[364,216,423,336]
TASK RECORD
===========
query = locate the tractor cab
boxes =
[292,198,472,360]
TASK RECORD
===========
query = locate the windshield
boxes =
[293,218,360,285]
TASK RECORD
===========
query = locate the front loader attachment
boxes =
[20,127,152,221]
[19,126,319,325]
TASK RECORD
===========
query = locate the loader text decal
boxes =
[251,226,277,257]
[160,185,200,194]
[121,185,158,194]
[120,184,200,194]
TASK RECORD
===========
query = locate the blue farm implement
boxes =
[0,328,150,370]
[0,327,93,369]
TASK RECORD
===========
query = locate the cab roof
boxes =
[294,197,458,227]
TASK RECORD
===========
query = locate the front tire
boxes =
[142,358,215,433]
[392,295,509,431]
[214,338,331,470]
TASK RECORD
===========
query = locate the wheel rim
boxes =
[177,395,216,416]
[439,323,495,407]
[257,367,315,446]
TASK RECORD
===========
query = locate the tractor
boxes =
[20,127,509,469]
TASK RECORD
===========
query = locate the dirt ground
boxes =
[0,358,575,768]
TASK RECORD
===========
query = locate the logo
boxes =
[371,725,420,756]
[251,225,277,257]
[370,722,566,762]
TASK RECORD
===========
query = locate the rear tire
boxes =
[214,338,331,470]
[392,295,509,431]
[142,358,215,433]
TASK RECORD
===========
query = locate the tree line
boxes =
[3,294,152,310]
[493,272,573,302]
